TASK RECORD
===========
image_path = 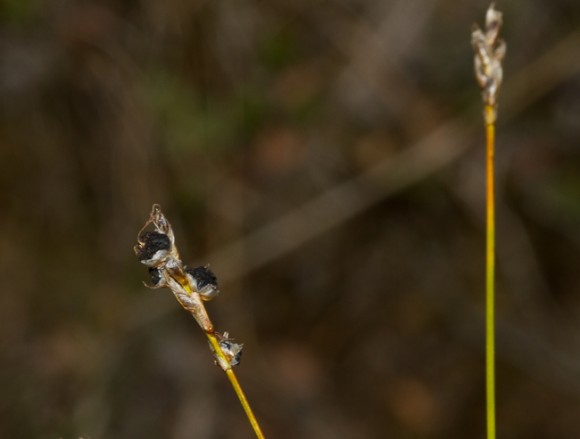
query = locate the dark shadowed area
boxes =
[2,0,580,438]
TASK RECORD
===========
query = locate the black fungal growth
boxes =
[222,340,243,366]
[186,266,218,290]
[148,267,163,286]
[136,231,171,261]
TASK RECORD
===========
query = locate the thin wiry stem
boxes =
[199,295,266,439]
[225,366,266,438]
[472,5,505,439]
[485,104,496,439]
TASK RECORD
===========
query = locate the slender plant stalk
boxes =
[472,5,505,439]
[225,367,265,438]
[134,205,266,439]
[485,104,496,439]
[200,299,266,439]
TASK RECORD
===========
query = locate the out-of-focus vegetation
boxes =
[1,1,580,438]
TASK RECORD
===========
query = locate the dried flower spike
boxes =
[472,3,506,124]
[134,204,266,438]
[211,332,244,369]
[185,265,220,300]
[134,204,219,332]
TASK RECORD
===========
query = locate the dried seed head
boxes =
[212,332,243,368]
[221,339,243,366]
[134,204,177,262]
[147,267,166,288]
[485,4,502,46]
[135,205,216,332]
[472,3,506,123]
[148,204,173,238]
[135,231,172,266]
[185,265,219,300]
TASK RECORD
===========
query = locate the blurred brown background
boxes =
[2,0,580,438]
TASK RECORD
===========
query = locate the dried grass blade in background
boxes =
[134,204,266,439]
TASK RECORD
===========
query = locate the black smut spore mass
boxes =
[185,266,218,290]
[148,267,162,285]
[136,232,171,261]
[222,341,242,366]
[232,350,242,366]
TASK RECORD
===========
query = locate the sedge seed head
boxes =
[471,3,506,116]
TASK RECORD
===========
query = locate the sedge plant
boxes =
[471,4,506,439]
[134,204,266,439]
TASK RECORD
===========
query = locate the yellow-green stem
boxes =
[206,332,266,439]
[485,104,496,439]
[177,280,266,439]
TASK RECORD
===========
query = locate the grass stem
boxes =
[485,104,496,439]
[206,332,266,439]
[472,6,504,436]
